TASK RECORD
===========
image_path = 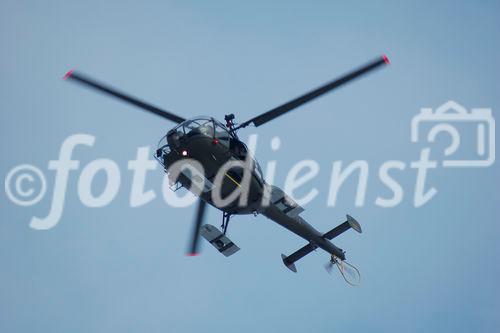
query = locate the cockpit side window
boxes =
[230,139,248,159]
[214,122,231,148]
[254,161,264,182]
[198,121,215,137]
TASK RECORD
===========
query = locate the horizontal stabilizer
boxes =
[200,224,240,257]
[324,215,362,240]
[281,243,317,273]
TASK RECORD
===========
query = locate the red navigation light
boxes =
[62,69,74,80]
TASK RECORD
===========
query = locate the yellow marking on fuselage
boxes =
[224,173,241,187]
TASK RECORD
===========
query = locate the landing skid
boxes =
[200,224,240,257]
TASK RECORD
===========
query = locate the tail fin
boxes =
[323,215,362,240]
[281,243,316,273]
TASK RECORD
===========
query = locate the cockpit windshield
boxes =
[169,117,236,142]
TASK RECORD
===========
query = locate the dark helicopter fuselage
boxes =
[155,117,265,215]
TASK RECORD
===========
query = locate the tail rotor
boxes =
[325,256,361,286]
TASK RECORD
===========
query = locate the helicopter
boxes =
[63,54,390,285]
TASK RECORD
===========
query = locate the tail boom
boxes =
[276,214,362,272]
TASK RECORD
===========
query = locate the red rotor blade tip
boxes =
[186,252,200,257]
[63,69,74,80]
[382,54,390,65]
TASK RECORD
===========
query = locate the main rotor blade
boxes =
[238,55,390,128]
[63,69,186,123]
[187,199,207,256]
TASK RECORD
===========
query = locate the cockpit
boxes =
[155,116,264,184]
[171,117,235,145]
[156,117,232,156]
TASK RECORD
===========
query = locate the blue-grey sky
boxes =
[1,1,499,332]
